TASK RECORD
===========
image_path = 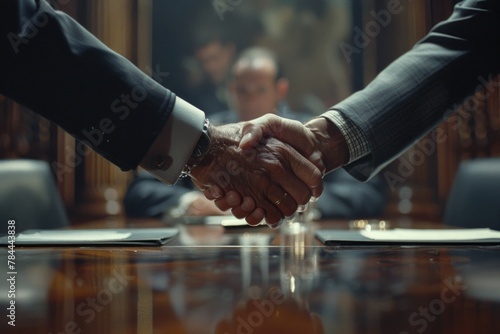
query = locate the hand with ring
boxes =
[191,123,323,227]
[274,192,288,206]
[204,114,349,228]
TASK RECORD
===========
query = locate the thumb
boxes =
[239,114,286,149]
[239,123,264,149]
[240,114,316,158]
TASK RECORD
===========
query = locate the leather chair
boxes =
[444,158,500,230]
[0,159,68,233]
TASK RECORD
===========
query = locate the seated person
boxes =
[125,174,226,219]
[187,29,237,116]
[124,48,388,220]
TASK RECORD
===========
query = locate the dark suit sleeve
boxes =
[0,0,175,171]
[329,0,500,180]
[314,169,388,219]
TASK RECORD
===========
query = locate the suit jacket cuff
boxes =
[140,97,205,184]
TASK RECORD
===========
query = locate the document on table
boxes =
[0,228,179,246]
[316,228,500,246]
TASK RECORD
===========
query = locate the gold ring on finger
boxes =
[274,192,288,206]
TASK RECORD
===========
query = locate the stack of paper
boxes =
[0,228,179,246]
[316,228,500,245]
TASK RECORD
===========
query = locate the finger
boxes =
[226,191,243,206]
[238,189,283,226]
[289,161,324,201]
[307,150,326,176]
[259,198,286,226]
[203,185,224,200]
[267,218,284,229]
[240,123,264,149]
[240,114,316,158]
[228,190,287,226]
[241,197,256,212]
[276,174,312,208]
[214,191,243,211]
[262,141,322,205]
[266,186,297,217]
[214,198,231,212]
[263,209,283,226]
[230,197,256,219]
[240,114,288,149]
[231,206,247,219]
[245,208,265,226]
[280,145,324,201]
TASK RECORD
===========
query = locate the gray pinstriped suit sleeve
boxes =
[325,0,500,181]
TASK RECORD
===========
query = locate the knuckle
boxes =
[215,200,229,211]
[283,205,297,217]
[298,192,311,205]
[231,209,245,219]
[267,161,286,177]
[246,216,260,226]
[264,209,281,226]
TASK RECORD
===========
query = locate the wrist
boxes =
[188,123,240,184]
[140,97,205,185]
[305,117,349,173]
[182,118,212,178]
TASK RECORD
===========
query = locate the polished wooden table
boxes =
[1,219,500,334]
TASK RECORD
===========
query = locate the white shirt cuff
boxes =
[140,97,205,184]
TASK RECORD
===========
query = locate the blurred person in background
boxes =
[183,9,264,116]
[252,0,353,114]
[187,29,237,116]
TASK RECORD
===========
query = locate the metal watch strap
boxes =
[180,118,210,178]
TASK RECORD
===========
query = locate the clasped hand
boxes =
[189,114,348,227]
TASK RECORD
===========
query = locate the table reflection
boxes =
[215,216,324,334]
[1,220,500,333]
[46,250,186,333]
[215,286,324,334]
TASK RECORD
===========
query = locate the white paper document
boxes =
[0,228,179,246]
[18,230,132,242]
[316,228,500,245]
[360,228,500,241]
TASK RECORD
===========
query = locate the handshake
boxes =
[188,114,350,228]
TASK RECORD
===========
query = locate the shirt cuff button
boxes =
[153,156,171,170]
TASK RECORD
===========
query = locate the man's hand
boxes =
[240,114,349,172]
[189,122,324,227]
[206,114,350,222]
